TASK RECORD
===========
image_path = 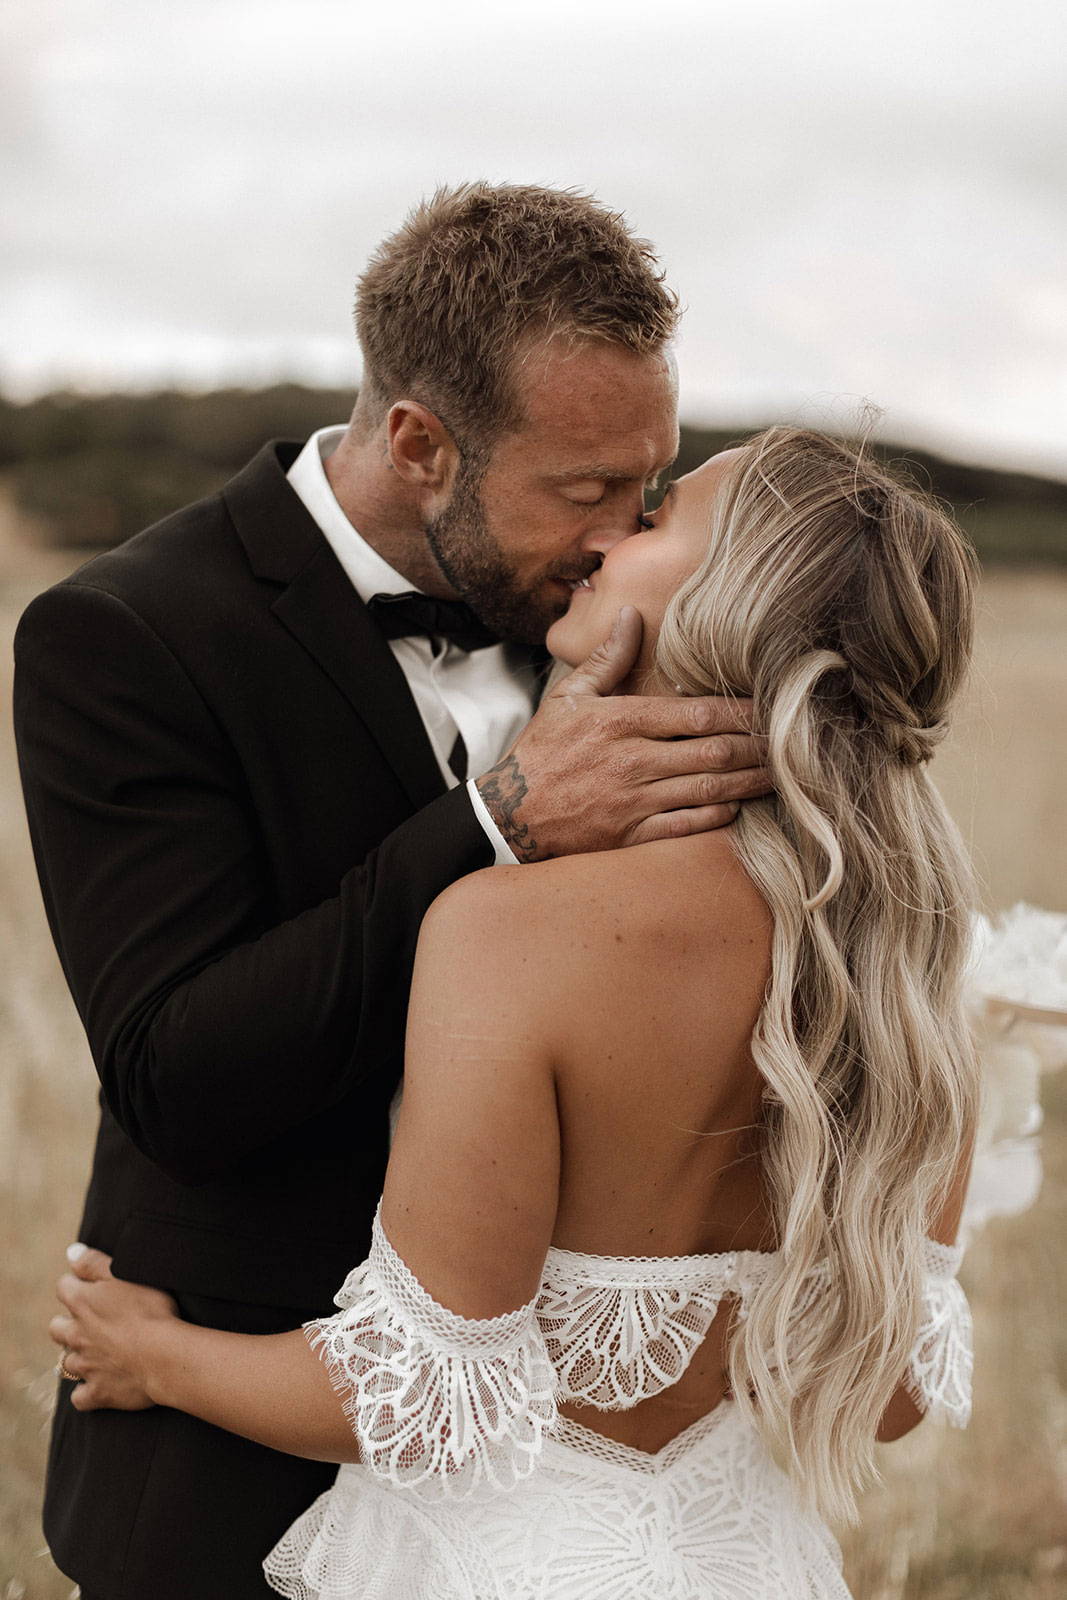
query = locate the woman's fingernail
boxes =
[66,1243,88,1262]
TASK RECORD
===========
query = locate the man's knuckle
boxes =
[687,700,713,734]
[701,772,726,804]
[616,741,640,774]
[620,746,647,783]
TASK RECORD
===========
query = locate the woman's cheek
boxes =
[613,556,669,631]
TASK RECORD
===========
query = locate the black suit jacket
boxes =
[14,441,526,1598]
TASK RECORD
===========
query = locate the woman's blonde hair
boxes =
[656,426,981,1521]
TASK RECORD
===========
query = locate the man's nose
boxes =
[582,492,646,554]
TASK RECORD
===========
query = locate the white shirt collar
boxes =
[285,424,532,862]
[286,426,415,602]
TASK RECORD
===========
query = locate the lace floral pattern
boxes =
[308,1211,972,1492]
[265,1403,853,1600]
[904,1238,972,1426]
[276,1214,971,1597]
[535,1248,734,1409]
[305,1209,557,1497]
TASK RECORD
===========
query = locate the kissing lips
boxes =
[561,560,600,595]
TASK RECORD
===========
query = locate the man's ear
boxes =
[387,401,460,493]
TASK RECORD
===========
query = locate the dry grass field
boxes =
[1,490,1065,1599]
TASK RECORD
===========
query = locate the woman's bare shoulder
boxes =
[424,828,770,972]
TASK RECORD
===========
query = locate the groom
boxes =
[15,183,767,1599]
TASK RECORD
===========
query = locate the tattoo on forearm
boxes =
[476,754,542,863]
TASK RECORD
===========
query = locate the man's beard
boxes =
[424,459,566,647]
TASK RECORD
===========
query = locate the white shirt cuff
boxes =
[466,778,520,865]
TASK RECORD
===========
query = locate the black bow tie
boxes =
[367,591,500,653]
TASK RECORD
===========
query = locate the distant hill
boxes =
[1,386,1064,563]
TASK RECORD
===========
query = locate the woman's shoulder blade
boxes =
[417,831,771,1062]
[509,833,772,1051]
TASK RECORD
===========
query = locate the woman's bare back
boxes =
[388,825,776,1454]
[512,828,775,1450]
[525,829,774,1252]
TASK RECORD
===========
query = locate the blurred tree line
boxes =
[1,385,1064,563]
[0,386,354,549]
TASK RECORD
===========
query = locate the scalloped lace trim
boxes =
[307,1208,972,1499]
[306,1210,557,1497]
[904,1271,973,1425]
[538,1240,782,1408]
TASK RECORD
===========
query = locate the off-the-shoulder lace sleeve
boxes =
[305,1206,557,1497]
[904,1238,973,1427]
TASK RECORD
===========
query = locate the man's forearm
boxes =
[145,1321,361,1464]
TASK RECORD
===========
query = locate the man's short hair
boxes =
[355,182,679,454]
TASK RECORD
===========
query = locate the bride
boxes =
[49,425,979,1599]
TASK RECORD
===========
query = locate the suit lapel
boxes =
[224,442,446,812]
[272,545,447,811]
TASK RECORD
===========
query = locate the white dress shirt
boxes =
[287,427,536,864]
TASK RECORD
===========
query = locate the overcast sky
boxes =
[4,0,1066,475]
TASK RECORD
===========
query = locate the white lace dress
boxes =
[263,1211,971,1600]
[262,904,1067,1597]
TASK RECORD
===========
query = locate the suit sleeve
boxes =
[13,581,494,1186]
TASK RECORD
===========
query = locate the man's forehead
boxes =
[508,346,676,469]
[515,334,676,415]
[517,421,678,481]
